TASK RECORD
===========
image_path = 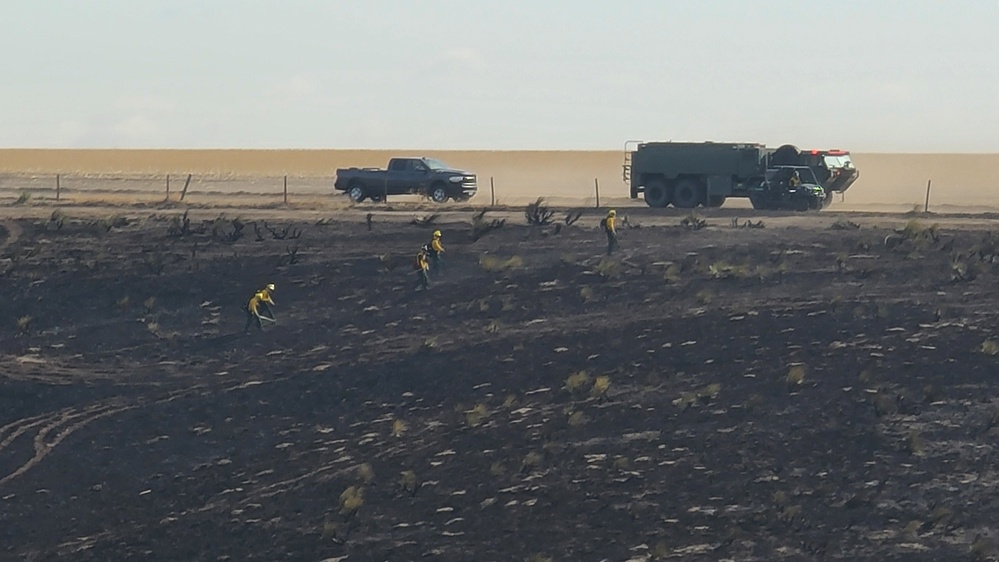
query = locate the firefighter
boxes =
[789,170,802,188]
[428,230,445,274]
[414,246,430,291]
[244,283,276,332]
[603,209,618,255]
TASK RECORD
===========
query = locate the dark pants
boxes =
[414,269,430,290]
[429,253,444,275]
[244,307,262,332]
[606,230,618,255]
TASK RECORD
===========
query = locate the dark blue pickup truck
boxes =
[334,157,477,203]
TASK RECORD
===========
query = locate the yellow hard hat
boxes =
[266,283,276,291]
[433,230,442,238]
[608,209,616,216]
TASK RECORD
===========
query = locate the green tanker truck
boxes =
[623,141,859,210]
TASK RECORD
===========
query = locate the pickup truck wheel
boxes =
[643,179,670,208]
[347,185,367,203]
[673,179,702,208]
[430,184,450,204]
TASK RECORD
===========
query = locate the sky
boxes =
[0,1,997,151]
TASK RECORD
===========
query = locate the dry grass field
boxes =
[1,149,997,209]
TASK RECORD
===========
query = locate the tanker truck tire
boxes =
[707,195,726,208]
[643,180,670,208]
[673,179,702,209]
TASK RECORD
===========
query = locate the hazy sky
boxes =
[1,1,997,151]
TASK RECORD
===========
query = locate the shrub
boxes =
[13,191,31,206]
[525,197,555,225]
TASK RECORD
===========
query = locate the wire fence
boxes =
[0,173,614,208]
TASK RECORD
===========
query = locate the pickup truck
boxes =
[334,157,477,203]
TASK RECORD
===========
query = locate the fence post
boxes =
[165,174,170,200]
[283,175,288,204]
[56,174,61,201]
[924,179,932,214]
[490,177,495,206]
[179,173,193,201]
[594,178,600,208]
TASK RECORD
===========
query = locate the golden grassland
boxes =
[1,149,997,206]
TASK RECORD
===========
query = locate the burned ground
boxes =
[2,208,999,561]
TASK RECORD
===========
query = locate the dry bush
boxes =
[680,212,707,230]
[525,197,555,225]
[564,209,583,226]
[410,213,439,226]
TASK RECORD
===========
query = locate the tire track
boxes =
[0,400,137,487]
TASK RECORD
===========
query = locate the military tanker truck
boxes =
[623,141,859,210]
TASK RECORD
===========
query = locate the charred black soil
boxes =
[2,209,999,561]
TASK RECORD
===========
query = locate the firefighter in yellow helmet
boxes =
[414,246,431,291]
[788,169,802,188]
[428,230,445,274]
[245,283,276,332]
[603,209,618,255]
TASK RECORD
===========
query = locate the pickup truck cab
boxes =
[334,157,477,203]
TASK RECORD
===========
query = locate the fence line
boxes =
[0,172,615,207]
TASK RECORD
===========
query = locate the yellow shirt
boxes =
[431,238,444,253]
[606,216,616,233]
[255,288,275,305]
[415,252,429,271]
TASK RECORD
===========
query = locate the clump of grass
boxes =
[591,375,611,399]
[339,486,364,515]
[680,212,707,230]
[356,463,375,484]
[907,429,926,455]
[478,254,523,272]
[521,451,543,472]
[16,315,32,333]
[564,371,591,395]
[786,365,806,389]
[579,286,597,302]
[697,383,722,403]
[390,419,407,438]
[595,258,621,279]
[695,289,714,305]
[13,191,31,206]
[143,297,156,314]
[489,461,506,477]
[980,339,999,356]
[399,470,419,496]
[567,410,587,427]
[116,296,131,311]
[465,403,489,427]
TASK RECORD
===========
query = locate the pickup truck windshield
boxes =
[424,159,450,171]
